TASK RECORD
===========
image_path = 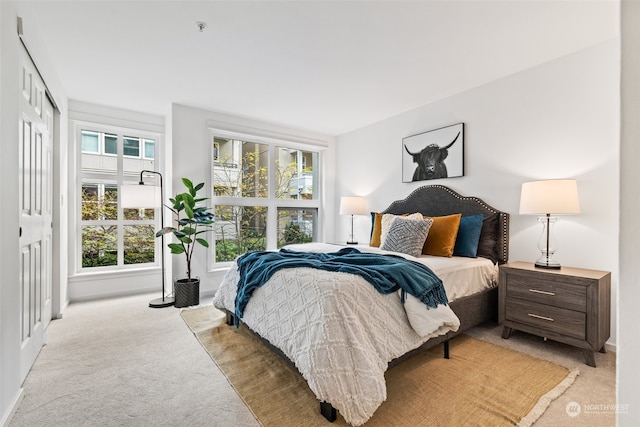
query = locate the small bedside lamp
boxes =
[519,179,581,269]
[339,196,367,245]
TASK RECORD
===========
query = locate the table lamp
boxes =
[519,179,581,269]
[339,196,367,245]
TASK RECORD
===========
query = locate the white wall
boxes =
[618,1,640,424]
[0,2,68,425]
[335,40,620,348]
[170,104,336,295]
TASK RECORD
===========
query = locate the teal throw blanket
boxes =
[234,247,447,325]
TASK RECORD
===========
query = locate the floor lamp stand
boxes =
[141,170,175,308]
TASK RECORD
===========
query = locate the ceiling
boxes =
[27,1,618,136]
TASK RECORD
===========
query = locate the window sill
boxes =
[69,266,161,282]
[211,265,232,273]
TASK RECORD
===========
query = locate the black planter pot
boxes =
[174,278,200,308]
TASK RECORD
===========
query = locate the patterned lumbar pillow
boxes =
[381,216,434,257]
[379,212,423,246]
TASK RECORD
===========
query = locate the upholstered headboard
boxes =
[382,185,509,264]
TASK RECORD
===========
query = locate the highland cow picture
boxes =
[402,123,464,183]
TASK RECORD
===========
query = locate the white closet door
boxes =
[18,44,54,383]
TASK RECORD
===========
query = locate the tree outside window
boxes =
[212,136,319,263]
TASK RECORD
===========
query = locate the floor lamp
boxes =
[121,170,175,308]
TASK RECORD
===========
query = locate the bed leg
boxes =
[320,401,337,422]
[225,311,235,326]
[444,339,450,359]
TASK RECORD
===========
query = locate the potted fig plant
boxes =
[157,178,214,308]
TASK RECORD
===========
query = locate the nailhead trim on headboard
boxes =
[381,185,510,263]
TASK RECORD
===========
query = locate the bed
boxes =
[213,185,509,426]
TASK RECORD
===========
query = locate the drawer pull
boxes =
[528,313,554,322]
[528,288,555,296]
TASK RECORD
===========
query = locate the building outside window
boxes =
[78,128,160,270]
[211,133,320,264]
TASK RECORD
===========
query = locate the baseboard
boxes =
[605,341,616,353]
[0,387,24,427]
[52,298,69,319]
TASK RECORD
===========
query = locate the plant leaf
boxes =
[184,204,194,219]
[196,238,209,247]
[168,243,185,254]
[182,178,194,191]
[183,192,195,206]
[182,227,196,235]
[156,227,177,237]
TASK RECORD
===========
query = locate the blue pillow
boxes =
[453,214,484,258]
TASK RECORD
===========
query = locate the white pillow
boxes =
[380,212,423,246]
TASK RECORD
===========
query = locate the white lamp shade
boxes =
[519,179,581,215]
[120,183,161,208]
[339,196,367,215]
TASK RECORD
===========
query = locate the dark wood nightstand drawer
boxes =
[499,261,610,367]
[505,298,586,340]
[505,275,586,312]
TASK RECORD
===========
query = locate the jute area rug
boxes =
[181,305,578,427]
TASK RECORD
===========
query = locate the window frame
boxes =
[72,121,163,275]
[210,128,323,269]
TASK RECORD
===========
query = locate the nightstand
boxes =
[498,261,611,367]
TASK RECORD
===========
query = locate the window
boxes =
[144,139,155,159]
[78,128,159,271]
[275,147,318,200]
[277,208,316,247]
[81,130,99,153]
[215,205,267,262]
[212,133,321,264]
[104,134,117,155]
[123,136,140,157]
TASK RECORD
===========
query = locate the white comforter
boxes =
[212,245,463,426]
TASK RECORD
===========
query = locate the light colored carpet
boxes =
[182,305,577,427]
[8,293,616,427]
[8,293,259,427]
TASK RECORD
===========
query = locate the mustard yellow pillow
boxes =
[422,213,462,257]
[369,212,384,247]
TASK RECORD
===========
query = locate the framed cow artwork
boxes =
[402,123,464,183]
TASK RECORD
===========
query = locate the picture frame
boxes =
[402,123,464,183]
